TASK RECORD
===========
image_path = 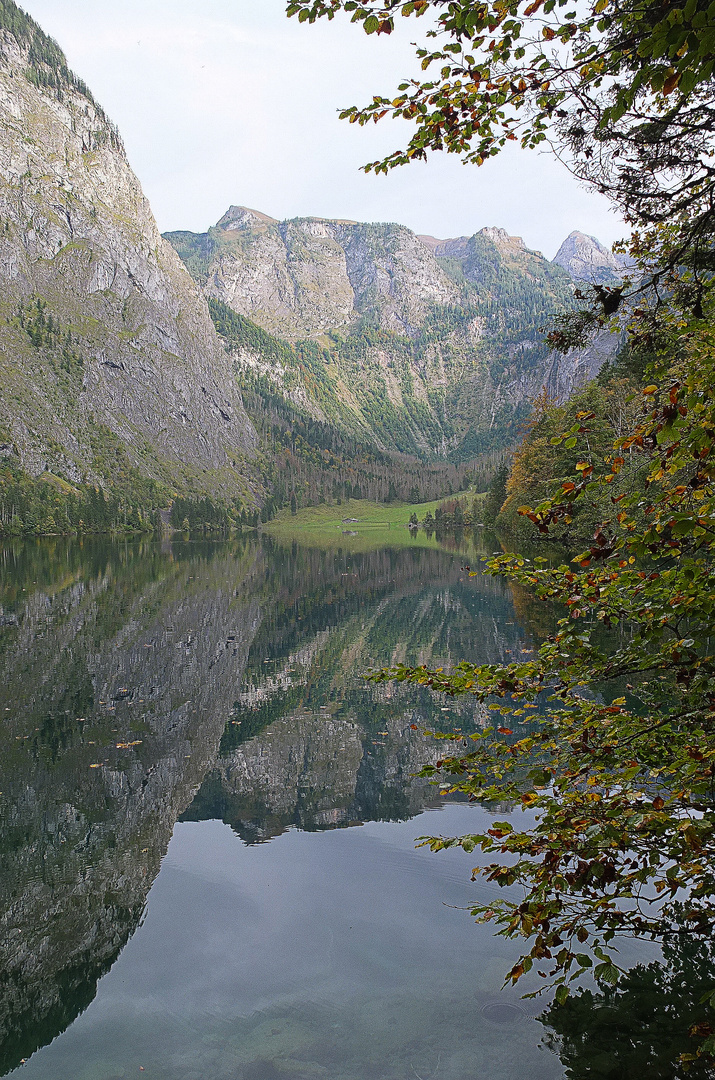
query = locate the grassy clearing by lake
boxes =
[264,494,485,552]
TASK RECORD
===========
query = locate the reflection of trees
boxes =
[540,934,715,1079]
[508,580,557,643]
[255,534,522,674]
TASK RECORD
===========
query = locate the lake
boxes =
[0,533,690,1079]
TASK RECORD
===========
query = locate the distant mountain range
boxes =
[0,0,624,512]
[166,210,621,463]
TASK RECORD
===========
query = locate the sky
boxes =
[20,0,626,258]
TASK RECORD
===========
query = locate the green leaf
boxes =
[594,962,620,986]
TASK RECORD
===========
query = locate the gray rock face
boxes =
[169,210,615,457]
[336,220,457,334]
[171,207,458,341]
[0,22,256,494]
[552,230,625,284]
[543,328,620,400]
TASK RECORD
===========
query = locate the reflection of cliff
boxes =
[182,539,529,842]
[0,541,262,1075]
[183,699,450,842]
[0,534,532,1073]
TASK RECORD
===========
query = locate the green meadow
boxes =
[264,495,484,551]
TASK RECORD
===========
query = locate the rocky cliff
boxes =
[171,205,458,341]
[168,209,617,461]
[0,6,257,501]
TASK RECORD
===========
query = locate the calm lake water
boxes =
[0,533,700,1079]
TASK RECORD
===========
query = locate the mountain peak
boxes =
[553,230,624,283]
[418,227,528,256]
[217,205,279,231]
[478,226,525,249]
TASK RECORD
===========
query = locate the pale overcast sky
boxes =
[20,0,625,257]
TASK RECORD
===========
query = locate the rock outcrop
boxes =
[168,206,459,341]
[0,8,257,497]
[543,328,620,400]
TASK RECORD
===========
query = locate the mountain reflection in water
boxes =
[0,535,696,1079]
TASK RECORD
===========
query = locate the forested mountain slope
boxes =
[167,208,619,461]
[0,3,258,509]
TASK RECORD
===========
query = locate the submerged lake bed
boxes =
[0,533,670,1078]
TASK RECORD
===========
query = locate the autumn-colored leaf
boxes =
[662,70,681,95]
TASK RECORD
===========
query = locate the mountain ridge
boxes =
[167,207,618,464]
